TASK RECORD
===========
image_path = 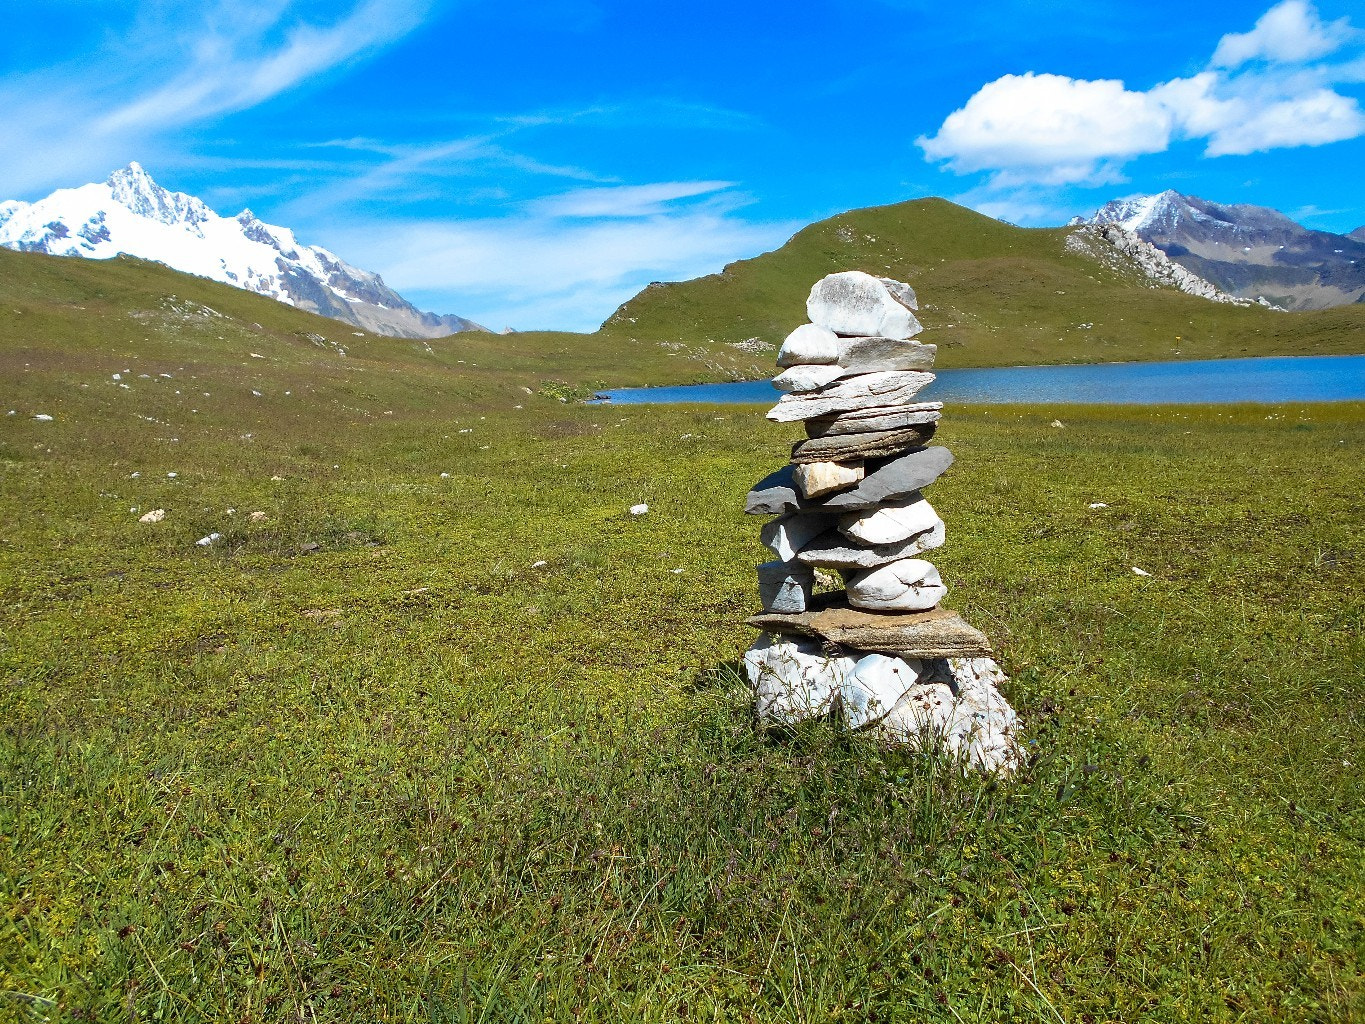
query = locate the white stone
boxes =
[629,503,648,515]
[839,495,943,546]
[845,558,946,612]
[767,371,935,423]
[531,560,548,568]
[195,533,221,547]
[248,511,267,522]
[758,560,815,613]
[1088,502,1109,509]
[843,653,925,729]
[776,323,839,367]
[138,509,166,524]
[744,633,855,726]
[1132,566,1151,577]
[772,363,844,393]
[760,512,834,562]
[793,460,863,498]
[33,414,53,421]
[872,658,1022,774]
[806,272,922,339]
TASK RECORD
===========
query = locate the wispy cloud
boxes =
[919,0,1365,191]
[0,0,432,198]
[318,182,796,332]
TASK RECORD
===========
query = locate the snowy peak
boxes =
[107,162,211,231]
[0,165,487,339]
[1075,190,1365,311]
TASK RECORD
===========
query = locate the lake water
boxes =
[594,354,1365,405]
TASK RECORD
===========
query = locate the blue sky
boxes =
[3,0,1363,330]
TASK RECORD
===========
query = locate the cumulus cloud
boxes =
[919,0,1365,186]
[1211,0,1356,67]
[918,73,1173,185]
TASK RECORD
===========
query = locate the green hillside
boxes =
[600,198,1365,370]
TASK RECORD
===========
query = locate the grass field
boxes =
[3,386,1362,1021]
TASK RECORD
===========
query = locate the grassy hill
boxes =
[600,198,1365,370]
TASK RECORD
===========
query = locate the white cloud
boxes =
[1211,0,1355,68]
[920,1,1365,187]
[917,73,1172,185]
[319,186,796,331]
[528,181,738,218]
[1155,72,1365,155]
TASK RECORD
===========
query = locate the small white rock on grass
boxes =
[196,533,221,547]
[138,509,166,524]
[629,503,648,516]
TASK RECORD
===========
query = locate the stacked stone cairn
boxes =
[742,271,1022,773]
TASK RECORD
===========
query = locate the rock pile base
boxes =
[743,272,1022,774]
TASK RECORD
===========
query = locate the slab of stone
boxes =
[806,271,923,340]
[839,494,942,545]
[776,323,839,368]
[760,511,835,561]
[746,599,992,659]
[791,423,936,464]
[758,559,815,613]
[845,558,946,612]
[772,363,843,393]
[871,657,1021,774]
[744,633,854,726]
[795,522,944,569]
[836,336,936,375]
[793,460,864,498]
[819,447,954,511]
[745,465,805,515]
[805,403,942,438]
[767,371,935,423]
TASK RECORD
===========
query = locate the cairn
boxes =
[742,272,1022,773]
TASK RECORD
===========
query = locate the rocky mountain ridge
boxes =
[0,164,486,339]
[1073,190,1365,311]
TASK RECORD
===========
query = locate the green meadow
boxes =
[2,248,1363,1021]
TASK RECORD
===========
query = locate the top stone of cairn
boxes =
[806,271,921,340]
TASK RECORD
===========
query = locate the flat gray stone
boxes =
[791,423,936,464]
[806,403,942,438]
[795,524,945,569]
[767,371,935,423]
[836,336,936,375]
[745,465,805,515]
[819,447,954,511]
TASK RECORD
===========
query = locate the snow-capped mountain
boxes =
[0,164,486,339]
[1073,190,1365,311]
